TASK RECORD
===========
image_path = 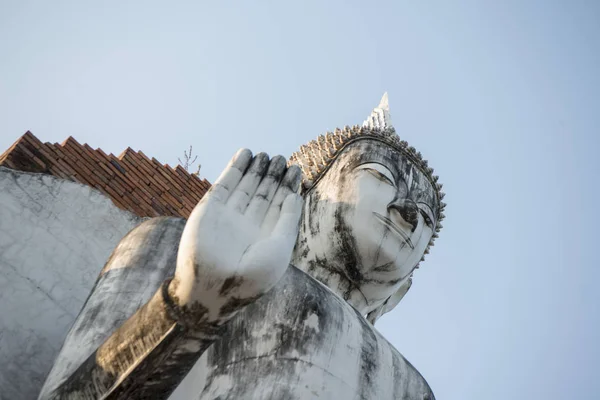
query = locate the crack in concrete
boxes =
[1,260,77,318]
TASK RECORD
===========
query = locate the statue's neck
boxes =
[291,247,370,315]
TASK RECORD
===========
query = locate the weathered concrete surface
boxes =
[39,217,186,399]
[0,167,141,399]
[170,266,435,400]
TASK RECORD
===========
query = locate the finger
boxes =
[271,193,304,239]
[260,165,302,234]
[269,164,302,212]
[226,152,270,213]
[207,149,253,202]
[245,155,287,223]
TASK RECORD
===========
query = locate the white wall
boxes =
[0,167,141,400]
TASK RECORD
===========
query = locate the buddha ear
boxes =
[366,275,413,325]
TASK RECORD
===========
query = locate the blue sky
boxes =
[1,1,599,399]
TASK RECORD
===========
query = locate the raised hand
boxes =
[168,149,303,328]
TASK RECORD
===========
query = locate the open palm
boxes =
[170,149,303,326]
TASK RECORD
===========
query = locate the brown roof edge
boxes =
[117,147,137,159]
[0,139,23,165]
[0,132,49,173]
[61,136,83,147]
[0,131,39,163]
[1,131,211,219]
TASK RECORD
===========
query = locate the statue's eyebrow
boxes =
[351,156,399,180]
[365,162,397,182]
[346,147,405,180]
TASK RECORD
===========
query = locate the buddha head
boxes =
[289,94,445,323]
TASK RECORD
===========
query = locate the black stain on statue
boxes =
[332,204,363,295]
[219,294,262,317]
[355,307,380,400]
[202,267,335,397]
[218,276,244,297]
[307,192,322,234]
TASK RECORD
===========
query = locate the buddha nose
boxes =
[388,198,419,232]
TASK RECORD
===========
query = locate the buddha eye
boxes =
[365,168,395,186]
[418,206,435,228]
[420,210,432,226]
[357,163,396,187]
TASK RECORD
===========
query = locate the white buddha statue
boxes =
[39,94,445,400]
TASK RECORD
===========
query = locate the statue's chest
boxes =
[168,267,433,400]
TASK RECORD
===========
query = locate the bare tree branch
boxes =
[179,145,201,176]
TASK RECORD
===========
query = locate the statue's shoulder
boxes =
[255,265,393,347]
[276,267,434,393]
[199,266,435,399]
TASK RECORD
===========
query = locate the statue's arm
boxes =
[43,150,303,400]
[43,280,214,399]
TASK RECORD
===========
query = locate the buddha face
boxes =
[295,139,438,314]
